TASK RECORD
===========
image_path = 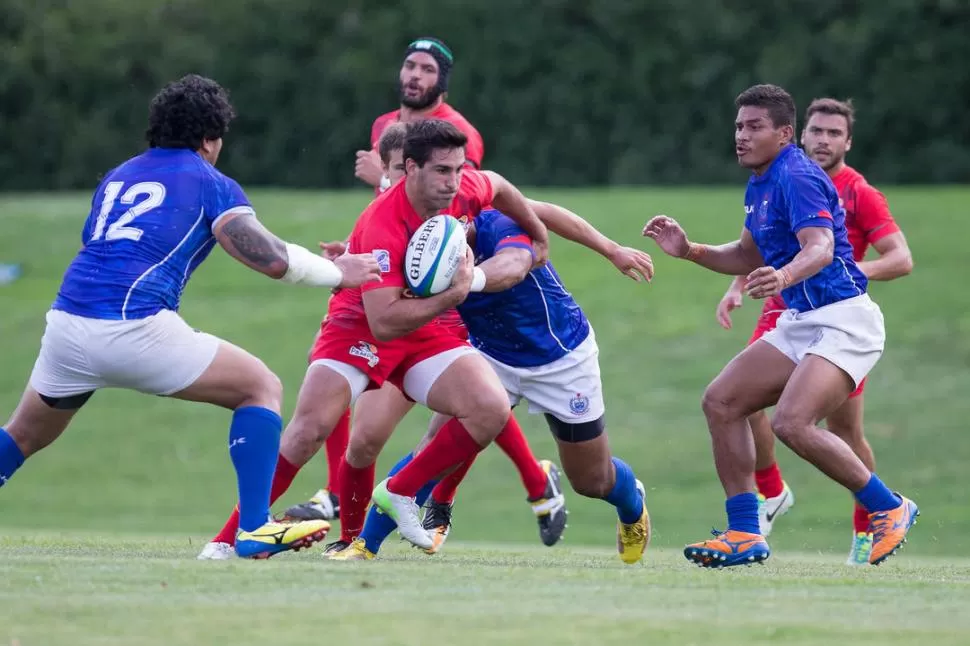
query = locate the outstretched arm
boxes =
[643,215,764,276]
[529,200,653,281]
[213,211,381,288]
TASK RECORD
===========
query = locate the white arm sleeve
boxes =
[280,243,343,287]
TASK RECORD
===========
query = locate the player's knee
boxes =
[770,410,809,449]
[241,363,283,412]
[701,383,742,427]
[346,426,385,467]
[280,413,331,467]
[463,388,510,433]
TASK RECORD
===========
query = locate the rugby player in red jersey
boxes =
[355,37,483,193]
[199,120,548,558]
[285,37,485,527]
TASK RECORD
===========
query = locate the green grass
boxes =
[1,186,968,644]
[2,534,970,646]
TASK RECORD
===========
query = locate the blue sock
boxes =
[228,406,282,532]
[360,453,438,554]
[603,457,644,524]
[854,473,901,513]
[0,428,26,488]
[726,492,761,534]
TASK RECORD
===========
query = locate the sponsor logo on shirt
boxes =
[373,249,391,273]
[349,341,380,367]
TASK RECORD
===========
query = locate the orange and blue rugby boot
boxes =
[684,528,770,568]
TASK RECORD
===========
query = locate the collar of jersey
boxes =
[749,143,797,184]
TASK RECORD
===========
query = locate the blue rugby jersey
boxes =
[457,209,590,367]
[52,148,252,320]
[744,144,867,311]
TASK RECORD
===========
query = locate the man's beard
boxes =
[400,83,443,110]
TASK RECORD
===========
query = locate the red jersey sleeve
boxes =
[854,182,901,245]
[458,170,494,218]
[353,214,408,294]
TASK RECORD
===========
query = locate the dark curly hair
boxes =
[145,74,236,149]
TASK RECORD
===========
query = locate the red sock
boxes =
[754,463,784,499]
[430,456,478,504]
[338,457,376,542]
[853,502,871,533]
[325,409,351,493]
[388,418,485,497]
[494,415,547,500]
[212,453,301,545]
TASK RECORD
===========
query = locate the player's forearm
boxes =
[215,212,343,286]
[478,257,532,292]
[857,248,913,281]
[368,290,464,341]
[778,237,834,286]
[529,200,616,258]
[727,275,746,294]
[685,241,761,275]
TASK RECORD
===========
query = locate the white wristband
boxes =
[470,267,487,292]
[379,174,392,192]
[280,243,343,287]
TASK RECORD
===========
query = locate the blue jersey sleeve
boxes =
[477,212,534,258]
[203,172,253,230]
[782,169,835,234]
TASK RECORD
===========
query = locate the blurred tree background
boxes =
[1,0,967,190]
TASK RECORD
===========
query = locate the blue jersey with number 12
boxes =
[52,148,252,320]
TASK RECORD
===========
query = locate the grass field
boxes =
[1,186,968,644]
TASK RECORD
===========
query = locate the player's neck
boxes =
[399,98,444,122]
[404,181,437,220]
[826,159,847,178]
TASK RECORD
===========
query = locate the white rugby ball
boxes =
[405,214,467,297]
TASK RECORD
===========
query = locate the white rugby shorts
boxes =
[760,294,885,387]
[481,327,605,424]
[29,309,220,398]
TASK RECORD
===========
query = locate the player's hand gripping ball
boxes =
[405,214,467,297]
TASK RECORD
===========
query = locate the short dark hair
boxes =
[378,122,408,164]
[735,84,796,132]
[403,119,467,167]
[146,74,236,149]
[805,97,855,137]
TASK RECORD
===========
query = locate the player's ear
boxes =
[405,157,417,175]
[781,124,794,147]
[845,136,852,152]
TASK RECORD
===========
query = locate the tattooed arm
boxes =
[212,210,382,288]
[213,211,290,278]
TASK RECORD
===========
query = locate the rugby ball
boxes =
[405,214,467,297]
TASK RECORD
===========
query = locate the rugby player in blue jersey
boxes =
[332,207,651,564]
[0,74,382,558]
[643,84,918,568]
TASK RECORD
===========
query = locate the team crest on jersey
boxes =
[373,249,391,273]
[569,393,590,415]
[757,198,770,227]
[349,341,380,367]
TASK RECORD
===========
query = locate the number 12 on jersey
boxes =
[91,181,167,242]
